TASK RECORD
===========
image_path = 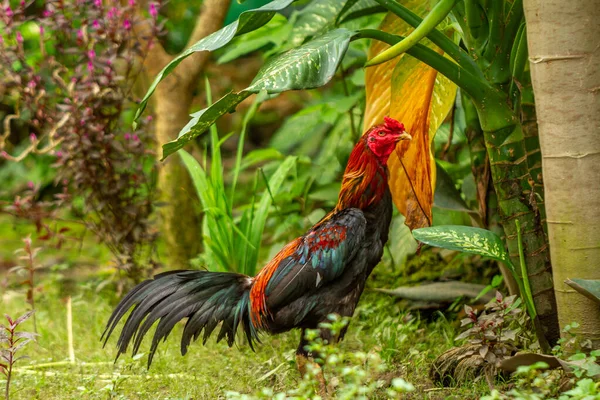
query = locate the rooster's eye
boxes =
[378,131,385,137]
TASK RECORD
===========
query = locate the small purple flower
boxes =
[88,49,96,60]
[129,0,135,6]
[55,151,63,158]
[27,181,34,189]
[94,0,102,7]
[93,19,100,29]
[29,133,37,142]
[16,31,23,44]
[5,6,13,18]
[87,61,94,71]
[149,3,157,18]
[123,18,131,30]
[124,133,131,140]
[20,1,25,8]
[77,29,83,40]
[42,9,51,17]
[27,79,36,89]
[146,115,153,122]
[80,119,86,126]
[39,26,44,35]
[132,134,139,141]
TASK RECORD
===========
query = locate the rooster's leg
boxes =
[296,330,309,377]
[296,329,328,398]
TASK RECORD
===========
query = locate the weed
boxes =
[0,311,38,400]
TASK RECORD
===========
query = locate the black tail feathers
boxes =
[102,270,259,367]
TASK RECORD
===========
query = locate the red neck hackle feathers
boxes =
[335,116,407,212]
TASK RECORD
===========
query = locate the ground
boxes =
[0,216,493,399]
[1,274,494,399]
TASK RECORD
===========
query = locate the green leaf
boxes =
[134,0,295,123]
[217,14,291,64]
[412,225,513,267]
[245,156,297,274]
[288,0,346,47]
[433,161,474,214]
[162,28,356,160]
[337,0,386,25]
[565,279,600,305]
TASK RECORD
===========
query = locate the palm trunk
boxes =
[524,0,600,350]
[462,92,519,296]
[472,92,559,348]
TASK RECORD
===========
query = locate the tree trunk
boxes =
[524,0,600,350]
[138,0,232,268]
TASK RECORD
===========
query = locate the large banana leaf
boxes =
[364,10,457,230]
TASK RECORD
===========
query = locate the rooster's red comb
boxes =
[383,116,405,132]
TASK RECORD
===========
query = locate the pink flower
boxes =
[88,49,96,60]
[39,26,44,35]
[123,19,131,30]
[146,115,153,122]
[87,61,94,72]
[20,1,25,8]
[27,79,36,89]
[29,133,37,142]
[16,31,23,44]
[5,6,13,18]
[94,0,102,7]
[92,20,100,29]
[77,29,83,39]
[55,151,63,158]
[107,7,118,19]
[42,9,52,17]
[149,3,157,18]
[129,0,135,6]
[132,134,139,141]
[27,181,34,189]
[124,133,131,140]
[0,151,8,159]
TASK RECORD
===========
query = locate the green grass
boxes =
[1,266,493,400]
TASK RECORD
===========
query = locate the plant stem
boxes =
[366,0,457,66]
[355,30,491,101]
[5,330,13,400]
[26,243,36,334]
[515,220,535,315]
[339,66,358,140]
[372,0,482,77]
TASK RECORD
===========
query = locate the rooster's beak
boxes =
[395,132,412,142]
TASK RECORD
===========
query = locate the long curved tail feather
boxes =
[102,270,258,367]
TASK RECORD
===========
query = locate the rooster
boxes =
[102,117,410,377]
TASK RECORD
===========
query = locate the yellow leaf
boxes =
[364,10,457,230]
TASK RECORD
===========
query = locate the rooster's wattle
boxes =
[102,117,410,374]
